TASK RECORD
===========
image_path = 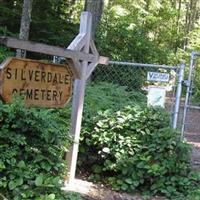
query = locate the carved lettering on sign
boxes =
[0,57,74,108]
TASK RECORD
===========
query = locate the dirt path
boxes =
[64,179,165,200]
[178,102,200,170]
[166,96,200,171]
[185,132,200,171]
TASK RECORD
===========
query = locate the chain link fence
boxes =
[179,52,200,169]
[182,52,200,137]
[90,61,180,127]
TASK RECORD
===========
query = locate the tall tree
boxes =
[183,0,200,50]
[16,0,32,58]
[84,0,104,39]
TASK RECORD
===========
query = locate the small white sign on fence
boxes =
[147,71,170,82]
[147,86,166,108]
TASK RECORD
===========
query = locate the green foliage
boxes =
[0,0,199,65]
[30,0,81,47]
[79,102,193,198]
[189,59,200,105]
[92,65,147,90]
[84,82,146,118]
[0,97,81,200]
[96,1,176,64]
[0,45,13,63]
[53,82,146,132]
[185,172,200,200]
[0,0,83,60]
[0,26,15,63]
[0,11,16,62]
[78,82,146,169]
[0,1,21,35]
[1,0,199,66]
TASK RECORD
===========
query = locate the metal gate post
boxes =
[172,63,185,129]
[181,52,195,140]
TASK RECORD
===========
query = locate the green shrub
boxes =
[0,45,13,63]
[185,172,200,200]
[57,82,147,139]
[78,82,147,162]
[0,97,82,200]
[0,27,14,62]
[79,104,193,198]
[83,82,146,118]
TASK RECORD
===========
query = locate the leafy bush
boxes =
[79,104,193,198]
[58,82,146,136]
[185,171,200,200]
[0,98,82,200]
[83,82,146,118]
[78,82,147,162]
[0,45,13,63]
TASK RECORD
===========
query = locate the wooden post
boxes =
[66,12,92,184]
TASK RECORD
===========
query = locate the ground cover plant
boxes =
[83,82,146,117]
[77,82,200,199]
[0,97,82,200]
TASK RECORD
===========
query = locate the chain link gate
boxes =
[90,61,183,129]
[181,52,200,139]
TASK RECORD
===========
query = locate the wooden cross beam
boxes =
[0,36,108,78]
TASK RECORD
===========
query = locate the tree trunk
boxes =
[16,0,32,58]
[174,0,181,52]
[176,0,182,27]
[84,0,104,39]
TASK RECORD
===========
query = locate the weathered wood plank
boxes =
[99,56,109,65]
[67,33,86,51]
[0,36,109,66]
[0,36,96,62]
[86,61,99,80]
[67,33,87,77]
[66,11,92,184]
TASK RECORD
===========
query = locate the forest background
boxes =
[0,0,199,65]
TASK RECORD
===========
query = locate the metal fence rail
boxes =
[109,61,177,70]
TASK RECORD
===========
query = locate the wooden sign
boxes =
[0,57,74,108]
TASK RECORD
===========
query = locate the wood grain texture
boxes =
[0,57,74,108]
[0,36,96,62]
